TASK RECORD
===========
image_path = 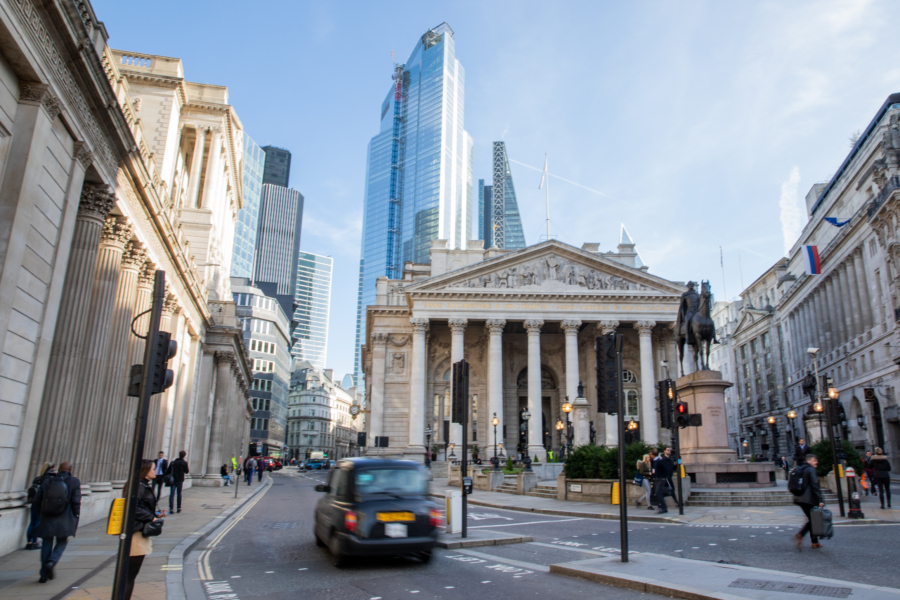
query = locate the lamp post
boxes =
[767,415,777,461]
[786,408,797,455]
[449,442,456,460]
[425,427,433,468]
[522,409,532,471]
[491,414,500,471]
[810,347,845,517]
[555,420,565,458]
[562,398,573,459]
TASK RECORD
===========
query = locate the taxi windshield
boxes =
[354,468,426,496]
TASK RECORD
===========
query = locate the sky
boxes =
[94,0,900,380]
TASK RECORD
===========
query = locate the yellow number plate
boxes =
[377,512,415,522]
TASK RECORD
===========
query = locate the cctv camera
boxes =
[807,348,819,355]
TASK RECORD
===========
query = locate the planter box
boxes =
[556,476,676,504]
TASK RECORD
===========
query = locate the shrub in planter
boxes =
[563,442,655,479]
[811,439,864,478]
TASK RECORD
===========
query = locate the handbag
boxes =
[141,519,164,538]
[163,473,174,487]
[633,472,644,486]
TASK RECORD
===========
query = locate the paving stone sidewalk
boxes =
[0,475,270,600]
[432,478,900,525]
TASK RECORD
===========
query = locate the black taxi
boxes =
[314,458,440,567]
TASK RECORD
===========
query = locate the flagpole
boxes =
[544,154,550,240]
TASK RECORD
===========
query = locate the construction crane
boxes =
[385,54,403,278]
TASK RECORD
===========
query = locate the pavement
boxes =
[432,477,900,526]
[0,473,271,600]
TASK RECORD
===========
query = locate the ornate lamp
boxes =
[627,418,638,431]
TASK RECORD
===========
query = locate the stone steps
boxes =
[495,483,518,495]
[525,484,558,499]
[685,489,839,507]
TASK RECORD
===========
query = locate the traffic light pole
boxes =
[671,383,684,516]
[823,397,845,517]
[615,334,628,563]
[111,271,165,600]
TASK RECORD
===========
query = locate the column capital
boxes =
[486,319,507,334]
[137,262,156,288]
[215,350,235,365]
[524,319,544,334]
[73,142,94,169]
[410,317,429,334]
[78,183,116,222]
[448,318,468,334]
[100,216,133,249]
[121,240,147,271]
[371,332,389,347]
[162,292,179,316]
[636,320,656,335]
[561,319,582,335]
[598,320,620,335]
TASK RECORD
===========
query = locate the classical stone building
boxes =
[360,236,687,463]
[288,361,359,461]
[709,299,743,455]
[0,0,252,554]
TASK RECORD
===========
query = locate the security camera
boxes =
[807,348,819,355]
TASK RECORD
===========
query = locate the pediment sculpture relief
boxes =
[447,253,649,291]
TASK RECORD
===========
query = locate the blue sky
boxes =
[94,0,900,379]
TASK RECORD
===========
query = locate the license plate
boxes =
[384,523,407,538]
[377,512,415,522]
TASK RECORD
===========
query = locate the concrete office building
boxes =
[292,252,333,369]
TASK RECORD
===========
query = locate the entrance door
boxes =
[873,399,886,450]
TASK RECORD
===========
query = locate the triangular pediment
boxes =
[733,308,772,337]
[405,240,684,296]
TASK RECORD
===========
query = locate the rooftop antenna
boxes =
[538,154,550,240]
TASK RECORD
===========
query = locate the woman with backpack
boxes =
[126,459,166,600]
[871,447,892,509]
[33,462,80,583]
[25,463,56,550]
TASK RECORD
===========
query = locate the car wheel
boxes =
[330,535,347,568]
[314,528,325,547]
[419,550,433,564]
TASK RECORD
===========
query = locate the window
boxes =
[764,352,772,370]
[750,339,758,355]
[870,238,877,257]
[308,422,314,430]
[625,390,639,417]
[309,409,314,416]
[740,345,747,360]
[622,370,637,384]
[762,333,770,348]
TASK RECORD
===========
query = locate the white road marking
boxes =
[729,539,738,541]
[468,517,583,529]
[265,571,274,573]
[481,581,491,583]
[674,550,683,552]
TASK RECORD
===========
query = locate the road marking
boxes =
[468,517,583,529]
[452,549,550,573]
[529,542,613,557]
[481,581,491,583]
[444,586,454,589]
[468,512,514,521]
[265,571,274,573]
[729,539,738,541]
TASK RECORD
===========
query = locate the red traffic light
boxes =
[676,402,687,414]
[675,401,690,428]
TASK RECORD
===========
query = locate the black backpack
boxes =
[41,476,70,517]
[788,465,807,496]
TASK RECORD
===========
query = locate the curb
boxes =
[437,534,533,549]
[166,475,274,600]
[549,563,733,600]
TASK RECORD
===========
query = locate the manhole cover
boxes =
[259,522,297,530]
[728,579,851,598]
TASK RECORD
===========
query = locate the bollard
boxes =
[845,467,864,519]
[445,490,463,534]
[612,481,620,505]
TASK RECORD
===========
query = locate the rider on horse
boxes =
[675,281,701,345]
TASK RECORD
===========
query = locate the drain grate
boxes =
[728,579,851,598]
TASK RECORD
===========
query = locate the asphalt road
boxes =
[196,470,672,600]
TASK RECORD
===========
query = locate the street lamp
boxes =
[491,414,500,471]
[562,398,573,458]
[627,418,638,431]
[498,442,505,463]
[425,426,433,468]
[809,348,845,516]
[787,408,798,455]
[555,420,565,453]
[449,442,456,460]
[521,409,532,471]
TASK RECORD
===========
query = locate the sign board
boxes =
[569,484,583,493]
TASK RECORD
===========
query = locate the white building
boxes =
[292,251,333,369]
[709,299,744,455]
[288,361,359,461]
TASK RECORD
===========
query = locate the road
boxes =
[192,469,672,600]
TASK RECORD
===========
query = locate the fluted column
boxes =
[802,301,814,360]
[524,319,545,461]
[189,350,216,477]
[368,333,388,446]
[600,321,620,445]
[448,319,468,449]
[201,127,222,210]
[853,248,874,331]
[834,266,850,346]
[408,318,429,456]
[810,289,825,353]
[817,286,832,352]
[94,240,145,487]
[561,320,582,403]
[30,184,116,478]
[637,321,658,445]
[841,262,861,340]
[486,319,506,456]
[206,352,234,475]
[825,276,843,351]
[147,293,179,454]
[186,126,207,209]
[788,314,800,371]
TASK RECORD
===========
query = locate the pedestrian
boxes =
[257,458,264,482]
[126,459,164,600]
[781,456,790,479]
[794,438,810,464]
[167,451,189,514]
[863,451,875,496]
[231,455,237,474]
[152,451,167,507]
[653,447,675,514]
[33,461,81,583]
[245,457,256,486]
[871,447,892,509]
[635,454,652,508]
[220,464,231,486]
[647,449,659,509]
[25,462,56,550]
[793,454,825,550]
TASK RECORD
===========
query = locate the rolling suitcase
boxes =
[810,507,834,539]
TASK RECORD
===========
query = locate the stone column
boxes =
[408,318,429,457]
[809,293,823,352]
[368,333,388,446]
[189,350,216,477]
[811,289,826,353]
[206,352,234,476]
[825,276,843,350]
[201,127,222,210]
[636,320,658,445]
[816,286,833,352]
[788,314,800,371]
[186,126,207,209]
[834,266,850,346]
[448,319,468,449]
[802,300,814,358]
[841,262,862,340]
[561,320,582,402]
[853,248,874,331]
[486,319,506,456]
[599,321,620,445]
[524,319,545,461]
[30,184,116,477]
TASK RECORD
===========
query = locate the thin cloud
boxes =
[779,166,804,256]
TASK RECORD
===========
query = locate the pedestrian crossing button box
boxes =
[462,476,473,495]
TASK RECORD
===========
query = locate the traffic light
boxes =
[125,332,178,397]
[658,380,673,429]
[596,333,618,414]
[675,401,690,428]
[451,359,469,424]
[357,432,367,447]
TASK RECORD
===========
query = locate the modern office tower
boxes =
[232,135,265,278]
[354,22,472,386]
[262,145,292,187]
[478,142,526,251]
[253,184,304,320]
[291,251,333,369]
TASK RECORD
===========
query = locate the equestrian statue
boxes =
[675,280,718,375]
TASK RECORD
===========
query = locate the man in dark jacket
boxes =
[794,439,810,464]
[653,447,676,514]
[793,454,825,549]
[167,451,190,513]
[33,462,81,583]
[153,451,168,507]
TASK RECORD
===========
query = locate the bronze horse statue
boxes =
[677,280,718,375]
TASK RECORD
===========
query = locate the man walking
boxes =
[794,438,810,464]
[33,462,80,583]
[653,447,675,514]
[153,451,168,506]
[168,451,190,514]
[245,457,256,486]
[793,454,825,550]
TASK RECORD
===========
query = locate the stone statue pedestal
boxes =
[677,370,777,488]
[573,396,590,447]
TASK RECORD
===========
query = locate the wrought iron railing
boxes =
[868,176,900,218]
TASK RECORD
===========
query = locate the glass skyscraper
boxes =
[355,22,472,385]
[232,135,265,278]
[477,142,526,251]
[292,251,333,369]
[261,146,292,187]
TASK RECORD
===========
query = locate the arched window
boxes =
[623,370,637,384]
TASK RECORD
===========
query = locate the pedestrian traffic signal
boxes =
[658,380,673,429]
[596,333,618,414]
[151,332,178,394]
[675,401,690,428]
